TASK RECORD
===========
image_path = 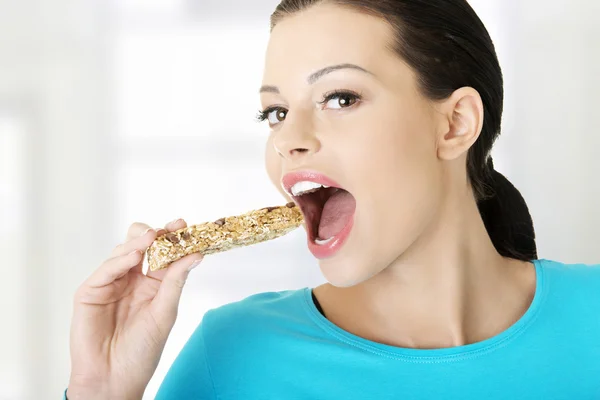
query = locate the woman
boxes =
[65,1,600,399]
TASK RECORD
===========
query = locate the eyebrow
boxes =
[258,63,373,94]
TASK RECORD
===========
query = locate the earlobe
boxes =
[437,87,484,161]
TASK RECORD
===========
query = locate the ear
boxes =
[436,87,484,161]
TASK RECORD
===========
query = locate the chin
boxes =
[316,247,377,288]
[317,232,416,288]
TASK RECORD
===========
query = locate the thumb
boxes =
[150,253,204,327]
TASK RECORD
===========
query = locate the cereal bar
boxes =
[147,202,304,271]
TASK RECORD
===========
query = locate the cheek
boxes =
[341,103,437,194]
[342,103,441,247]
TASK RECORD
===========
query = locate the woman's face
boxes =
[261,4,446,287]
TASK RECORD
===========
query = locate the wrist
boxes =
[66,385,107,400]
[66,385,144,400]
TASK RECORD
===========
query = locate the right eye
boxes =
[256,107,288,126]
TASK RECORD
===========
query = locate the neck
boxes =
[316,187,535,349]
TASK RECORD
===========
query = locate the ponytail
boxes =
[477,158,537,261]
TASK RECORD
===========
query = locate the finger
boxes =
[145,252,202,281]
[151,218,187,242]
[139,219,186,257]
[111,228,157,258]
[155,228,167,238]
[110,222,154,257]
[153,218,186,239]
[164,218,187,232]
[149,252,204,326]
[86,250,143,288]
[125,222,153,242]
[110,219,187,271]
[146,266,169,281]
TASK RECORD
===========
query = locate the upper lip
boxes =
[281,170,343,197]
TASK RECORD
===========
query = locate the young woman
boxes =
[65,1,600,399]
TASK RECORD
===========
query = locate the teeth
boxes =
[315,237,334,245]
[290,181,328,196]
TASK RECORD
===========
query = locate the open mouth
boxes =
[282,172,356,258]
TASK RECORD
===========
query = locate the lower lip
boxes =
[307,216,354,259]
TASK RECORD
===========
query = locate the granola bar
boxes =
[147,202,304,271]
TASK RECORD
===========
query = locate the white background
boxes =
[0,0,598,398]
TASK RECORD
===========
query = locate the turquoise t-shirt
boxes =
[154,259,600,399]
[63,259,600,399]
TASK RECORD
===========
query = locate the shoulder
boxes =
[204,288,308,324]
[158,289,310,398]
[200,288,310,346]
[538,258,600,282]
[537,258,600,301]
[534,259,600,343]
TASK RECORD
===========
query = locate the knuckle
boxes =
[73,285,91,303]
[128,222,151,238]
[163,309,178,327]
[73,286,83,301]
[164,218,185,230]
[128,221,145,230]
[171,276,187,290]
[174,279,186,290]
[158,303,179,326]
[112,243,125,255]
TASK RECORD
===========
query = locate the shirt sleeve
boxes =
[155,311,217,400]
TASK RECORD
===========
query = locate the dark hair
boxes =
[270,0,537,261]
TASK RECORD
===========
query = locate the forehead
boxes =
[263,4,396,84]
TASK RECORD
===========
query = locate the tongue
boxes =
[317,190,356,240]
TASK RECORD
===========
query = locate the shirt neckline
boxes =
[302,259,547,363]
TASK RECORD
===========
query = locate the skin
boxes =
[67,220,204,399]
[67,3,537,398]
[262,3,536,349]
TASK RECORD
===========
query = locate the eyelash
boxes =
[255,89,363,124]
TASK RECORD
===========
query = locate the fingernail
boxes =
[129,249,141,256]
[143,228,154,235]
[169,218,183,225]
[188,259,202,272]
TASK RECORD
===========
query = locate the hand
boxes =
[66,219,203,400]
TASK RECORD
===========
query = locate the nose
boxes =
[272,121,321,161]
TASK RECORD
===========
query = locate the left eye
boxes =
[256,91,361,127]
[322,92,360,109]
